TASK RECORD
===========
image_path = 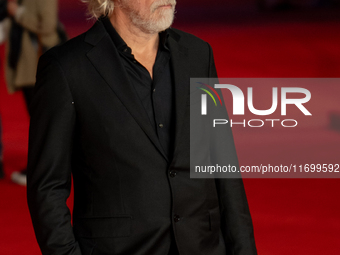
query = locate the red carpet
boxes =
[1,14,340,255]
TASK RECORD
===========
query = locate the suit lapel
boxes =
[84,21,169,161]
[167,31,190,160]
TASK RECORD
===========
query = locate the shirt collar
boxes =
[101,16,170,53]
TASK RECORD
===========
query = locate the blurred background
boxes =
[1,0,340,254]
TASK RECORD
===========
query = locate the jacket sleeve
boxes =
[27,51,82,255]
[206,42,258,255]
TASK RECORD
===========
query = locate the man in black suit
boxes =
[27,0,257,254]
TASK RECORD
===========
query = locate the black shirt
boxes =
[102,17,175,161]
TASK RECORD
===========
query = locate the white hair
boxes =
[81,0,114,19]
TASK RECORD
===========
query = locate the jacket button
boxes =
[174,215,181,223]
[169,171,177,178]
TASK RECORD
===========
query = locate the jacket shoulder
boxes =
[168,27,210,49]
[41,32,88,63]
[41,20,107,66]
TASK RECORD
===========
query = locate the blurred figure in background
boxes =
[2,0,63,185]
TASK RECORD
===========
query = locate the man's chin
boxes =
[156,10,175,26]
[144,15,174,33]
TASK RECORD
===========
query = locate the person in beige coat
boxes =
[3,0,60,185]
[5,0,59,94]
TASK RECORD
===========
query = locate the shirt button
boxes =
[153,88,156,92]
[133,60,137,64]
[170,171,177,178]
[158,123,164,128]
[174,215,181,223]
[123,48,128,52]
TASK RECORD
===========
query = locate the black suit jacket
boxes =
[27,19,257,255]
